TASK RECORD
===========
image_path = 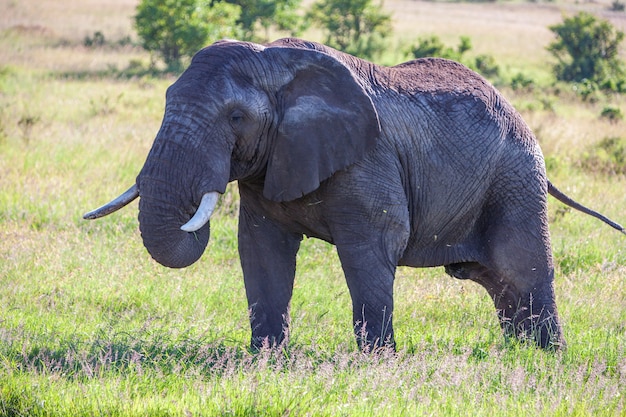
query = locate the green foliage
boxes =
[473,54,500,79]
[84,30,106,47]
[511,72,535,91]
[548,12,626,91]
[83,31,133,49]
[580,136,626,175]
[411,35,471,61]
[307,0,392,60]
[572,77,602,102]
[134,0,242,72]
[88,93,124,117]
[600,105,624,123]
[225,0,305,41]
[410,35,500,80]
[611,0,625,11]
[17,114,40,144]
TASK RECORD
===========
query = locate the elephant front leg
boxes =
[336,242,400,352]
[238,202,302,351]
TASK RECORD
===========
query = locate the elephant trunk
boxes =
[137,180,212,269]
[134,106,231,269]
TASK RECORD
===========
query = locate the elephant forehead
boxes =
[168,73,271,118]
[168,75,232,104]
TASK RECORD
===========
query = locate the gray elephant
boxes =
[85,38,624,352]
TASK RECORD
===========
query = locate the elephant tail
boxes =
[548,181,625,234]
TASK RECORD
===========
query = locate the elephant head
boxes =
[84,40,380,268]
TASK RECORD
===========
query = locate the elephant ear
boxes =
[261,47,381,202]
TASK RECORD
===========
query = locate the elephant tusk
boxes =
[83,184,139,220]
[180,192,219,232]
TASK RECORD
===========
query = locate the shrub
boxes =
[573,78,602,102]
[410,36,499,80]
[611,0,625,11]
[17,114,39,144]
[579,136,626,175]
[307,0,392,60]
[135,0,242,72]
[547,12,626,91]
[473,54,500,79]
[410,36,471,61]
[510,72,535,91]
[224,0,304,42]
[600,106,623,123]
[84,31,106,48]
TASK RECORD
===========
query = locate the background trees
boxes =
[135,0,241,72]
[548,12,626,92]
[410,36,472,62]
[133,0,626,101]
[307,0,392,60]
[134,0,393,67]
[224,0,304,41]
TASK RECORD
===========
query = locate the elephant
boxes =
[84,38,625,352]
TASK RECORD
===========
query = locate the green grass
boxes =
[2,1,626,415]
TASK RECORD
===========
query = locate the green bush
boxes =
[573,78,602,102]
[410,36,471,61]
[510,72,535,91]
[600,105,624,123]
[224,0,304,42]
[580,136,626,175]
[135,0,242,72]
[473,54,500,79]
[84,31,133,49]
[611,0,625,11]
[410,36,499,80]
[84,31,106,48]
[307,0,392,60]
[547,12,626,91]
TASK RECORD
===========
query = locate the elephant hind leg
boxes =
[445,260,565,350]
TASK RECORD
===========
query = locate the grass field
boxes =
[1,0,626,415]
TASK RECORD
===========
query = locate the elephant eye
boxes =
[229,110,245,126]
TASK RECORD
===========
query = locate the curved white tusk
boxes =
[180,192,219,232]
[83,185,139,220]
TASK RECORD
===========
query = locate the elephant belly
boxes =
[399,239,481,268]
[398,212,485,268]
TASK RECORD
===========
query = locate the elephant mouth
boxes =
[83,184,221,269]
[180,192,220,232]
[136,189,214,269]
[83,185,220,233]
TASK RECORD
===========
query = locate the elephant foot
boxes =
[354,320,396,354]
[249,334,289,353]
[497,294,565,350]
[248,314,291,353]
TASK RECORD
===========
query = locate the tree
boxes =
[307,0,392,60]
[224,0,304,41]
[410,36,500,80]
[411,36,472,61]
[548,12,625,90]
[135,0,242,72]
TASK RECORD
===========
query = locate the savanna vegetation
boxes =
[1,0,625,415]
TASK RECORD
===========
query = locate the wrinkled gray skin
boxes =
[85,38,625,352]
